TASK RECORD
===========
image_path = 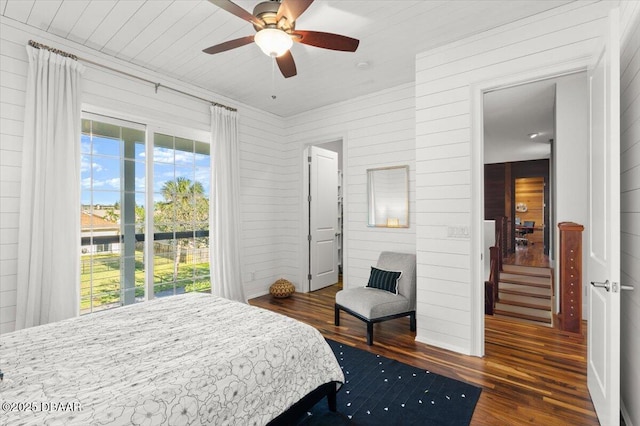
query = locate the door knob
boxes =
[591,280,635,293]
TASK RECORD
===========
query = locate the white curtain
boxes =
[15,45,84,329]
[210,105,246,303]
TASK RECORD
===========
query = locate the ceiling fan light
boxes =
[254,28,293,57]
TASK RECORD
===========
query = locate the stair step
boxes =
[499,292,551,306]
[495,302,551,318]
[502,265,552,277]
[494,311,553,326]
[499,282,551,298]
[494,308,552,324]
[500,272,551,285]
[501,269,551,279]
[499,277,550,288]
[497,298,551,312]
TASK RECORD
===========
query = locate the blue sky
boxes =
[81,134,210,207]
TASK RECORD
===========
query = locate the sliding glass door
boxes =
[80,114,210,314]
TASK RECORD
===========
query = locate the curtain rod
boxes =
[28,40,237,112]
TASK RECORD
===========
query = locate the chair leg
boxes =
[366,322,373,346]
[409,312,416,332]
[334,305,340,326]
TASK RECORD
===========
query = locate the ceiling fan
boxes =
[203,0,360,78]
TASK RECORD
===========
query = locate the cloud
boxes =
[81,158,106,174]
[135,177,146,191]
[92,178,121,189]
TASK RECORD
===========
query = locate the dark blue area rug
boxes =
[298,340,481,426]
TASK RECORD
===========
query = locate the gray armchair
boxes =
[334,252,416,345]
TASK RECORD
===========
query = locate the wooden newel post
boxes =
[558,222,584,333]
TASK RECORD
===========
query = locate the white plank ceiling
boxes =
[1,0,575,117]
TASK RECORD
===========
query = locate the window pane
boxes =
[154,163,174,193]
[153,133,210,297]
[174,167,194,184]
[92,135,121,157]
[154,133,174,163]
[81,134,91,154]
[81,117,145,314]
[91,157,121,190]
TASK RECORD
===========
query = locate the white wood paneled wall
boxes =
[0,17,286,332]
[414,1,611,354]
[0,20,24,334]
[285,83,416,291]
[619,2,640,424]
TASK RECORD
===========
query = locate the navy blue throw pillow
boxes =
[366,267,402,294]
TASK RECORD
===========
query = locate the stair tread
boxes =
[501,269,551,279]
[495,302,552,318]
[502,265,552,277]
[499,292,551,305]
[497,298,551,311]
[499,277,550,288]
[500,288,551,299]
[499,282,551,296]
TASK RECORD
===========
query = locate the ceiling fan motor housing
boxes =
[252,1,295,32]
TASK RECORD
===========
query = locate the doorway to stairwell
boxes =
[482,71,589,327]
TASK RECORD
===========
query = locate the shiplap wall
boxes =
[0,17,286,333]
[619,2,640,424]
[415,1,611,354]
[284,83,416,291]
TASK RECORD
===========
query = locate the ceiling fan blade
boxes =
[276,0,314,23]
[203,35,255,54]
[208,0,264,28]
[292,30,359,52]
[276,51,297,78]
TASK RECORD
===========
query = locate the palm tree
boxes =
[161,177,204,206]
[156,177,208,283]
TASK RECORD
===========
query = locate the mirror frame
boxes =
[367,165,409,228]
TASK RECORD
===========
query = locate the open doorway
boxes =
[303,140,343,292]
[482,72,589,327]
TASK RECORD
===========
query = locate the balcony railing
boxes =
[80,231,210,314]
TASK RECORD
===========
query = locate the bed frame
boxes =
[267,381,339,425]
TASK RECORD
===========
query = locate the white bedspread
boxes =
[0,293,344,425]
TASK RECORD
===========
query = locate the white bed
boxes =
[0,292,344,425]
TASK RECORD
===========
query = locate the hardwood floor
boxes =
[505,243,551,268]
[250,284,598,426]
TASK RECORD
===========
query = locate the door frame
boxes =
[299,134,347,293]
[470,60,591,356]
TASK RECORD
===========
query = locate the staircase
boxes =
[494,264,552,326]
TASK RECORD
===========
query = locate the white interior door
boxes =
[309,146,338,291]
[587,9,621,426]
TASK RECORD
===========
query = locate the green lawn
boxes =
[80,251,210,312]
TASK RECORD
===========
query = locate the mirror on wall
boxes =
[367,165,409,228]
